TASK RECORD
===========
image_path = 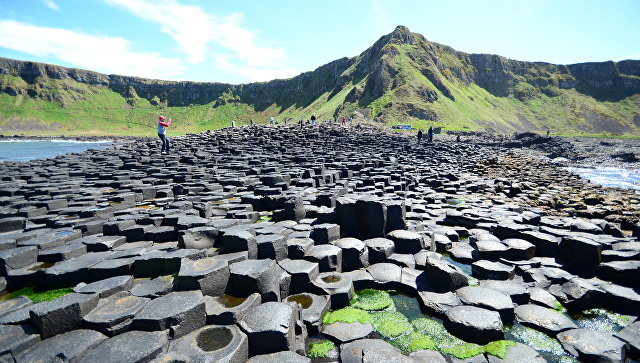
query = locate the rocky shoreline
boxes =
[0,125,638,362]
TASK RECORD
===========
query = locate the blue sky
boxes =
[0,0,638,84]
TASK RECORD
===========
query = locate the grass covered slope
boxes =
[0,25,638,136]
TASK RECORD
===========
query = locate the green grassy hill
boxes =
[1,26,638,136]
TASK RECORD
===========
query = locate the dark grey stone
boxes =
[333,237,369,272]
[286,238,313,260]
[177,257,229,296]
[239,302,297,357]
[615,321,640,358]
[169,325,248,363]
[557,328,627,363]
[29,292,100,338]
[479,280,529,304]
[256,234,287,261]
[455,286,514,322]
[386,230,424,254]
[0,324,39,356]
[0,296,32,318]
[79,330,168,363]
[0,247,38,275]
[37,242,87,263]
[247,351,311,363]
[304,245,342,273]
[205,292,261,325]
[82,294,150,336]
[178,226,219,249]
[363,237,394,264]
[425,257,468,291]
[14,329,106,363]
[322,321,374,343]
[444,305,504,345]
[284,293,329,336]
[310,223,340,245]
[220,230,257,259]
[356,197,387,239]
[339,339,400,363]
[515,304,577,334]
[132,290,206,338]
[130,275,174,298]
[74,275,134,298]
[418,291,461,316]
[81,234,126,252]
[313,272,354,309]
[472,260,515,280]
[228,259,280,302]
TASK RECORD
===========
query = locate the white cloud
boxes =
[104,0,295,81]
[42,0,60,11]
[0,20,185,79]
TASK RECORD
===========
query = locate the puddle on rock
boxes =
[217,295,247,308]
[321,275,341,283]
[27,262,54,271]
[569,308,631,334]
[196,327,233,352]
[287,294,313,309]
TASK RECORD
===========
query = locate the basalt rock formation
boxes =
[0,125,639,361]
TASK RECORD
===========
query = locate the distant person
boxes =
[231,120,236,128]
[311,114,316,125]
[250,119,253,125]
[456,135,461,142]
[269,117,274,125]
[546,129,550,136]
[157,116,171,154]
[417,130,423,143]
[427,126,434,143]
[342,117,346,125]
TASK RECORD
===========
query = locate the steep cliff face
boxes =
[0,25,639,135]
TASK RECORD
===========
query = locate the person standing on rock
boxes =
[157,116,171,154]
[269,117,274,125]
[427,126,434,143]
[417,129,423,143]
[311,114,316,125]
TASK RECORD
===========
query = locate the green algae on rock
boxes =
[571,308,631,334]
[370,310,413,338]
[350,289,393,311]
[0,286,74,303]
[307,339,336,359]
[390,331,436,353]
[322,307,371,325]
[484,340,517,359]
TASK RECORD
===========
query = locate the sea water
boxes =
[0,139,112,162]
[568,166,640,193]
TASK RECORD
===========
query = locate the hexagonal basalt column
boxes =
[177,257,229,296]
[227,259,280,302]
[169,325,249,363]
[239,302,297,357]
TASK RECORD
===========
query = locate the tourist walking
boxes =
[269,117,274,125]
[157,116,171,154]
[427,126,433,143]
[311,114,316,125]
[417,130,423,143]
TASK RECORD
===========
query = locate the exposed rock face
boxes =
[1,25,638,132]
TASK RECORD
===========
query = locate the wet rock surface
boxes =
[0,125,638,362]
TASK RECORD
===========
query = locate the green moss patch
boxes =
[307,340,336,359]
[1,286,74,303]
[391,332,436,353]
[370,310,413,338]
[440,342,485,360]
[322,307,371,325]
[485,340,516,359]
[350,289,393,311]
